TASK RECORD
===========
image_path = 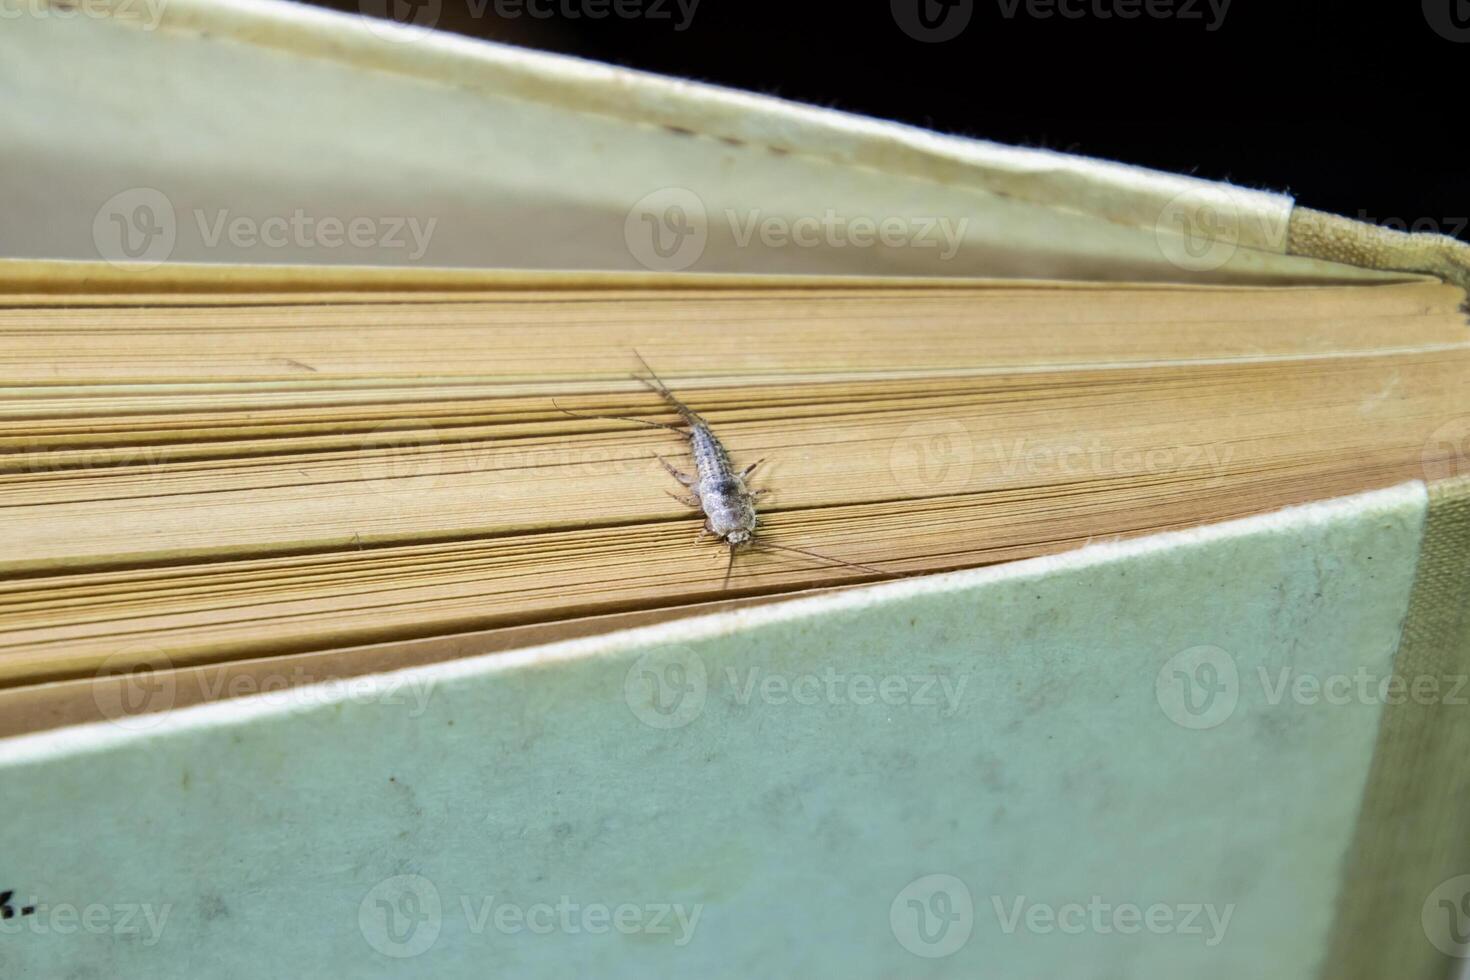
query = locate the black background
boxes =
[316,0,1467,240]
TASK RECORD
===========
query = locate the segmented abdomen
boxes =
[690,425,733,484]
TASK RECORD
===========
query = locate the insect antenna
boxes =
[632,349,675,395]
[551,399,685,435]
[630,349,705,427]
[751,540,892,577]
[722,546,738,590]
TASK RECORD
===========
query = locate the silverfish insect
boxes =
[557,353,889,588]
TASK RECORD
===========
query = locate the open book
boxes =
[2,1,1468,979]
[2,272,1467,727]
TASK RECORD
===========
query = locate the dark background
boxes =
[320,0,1467,240]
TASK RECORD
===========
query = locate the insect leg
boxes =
[656,454,698,486]
[740,458,766,479]
[666,490,701,508]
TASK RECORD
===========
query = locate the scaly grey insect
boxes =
[557,353,888,588]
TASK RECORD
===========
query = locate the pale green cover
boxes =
[1,0,1405,287]
[0,484,1427,978]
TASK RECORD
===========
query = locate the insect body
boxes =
[638,365,766,548]
[557,353,887,588]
